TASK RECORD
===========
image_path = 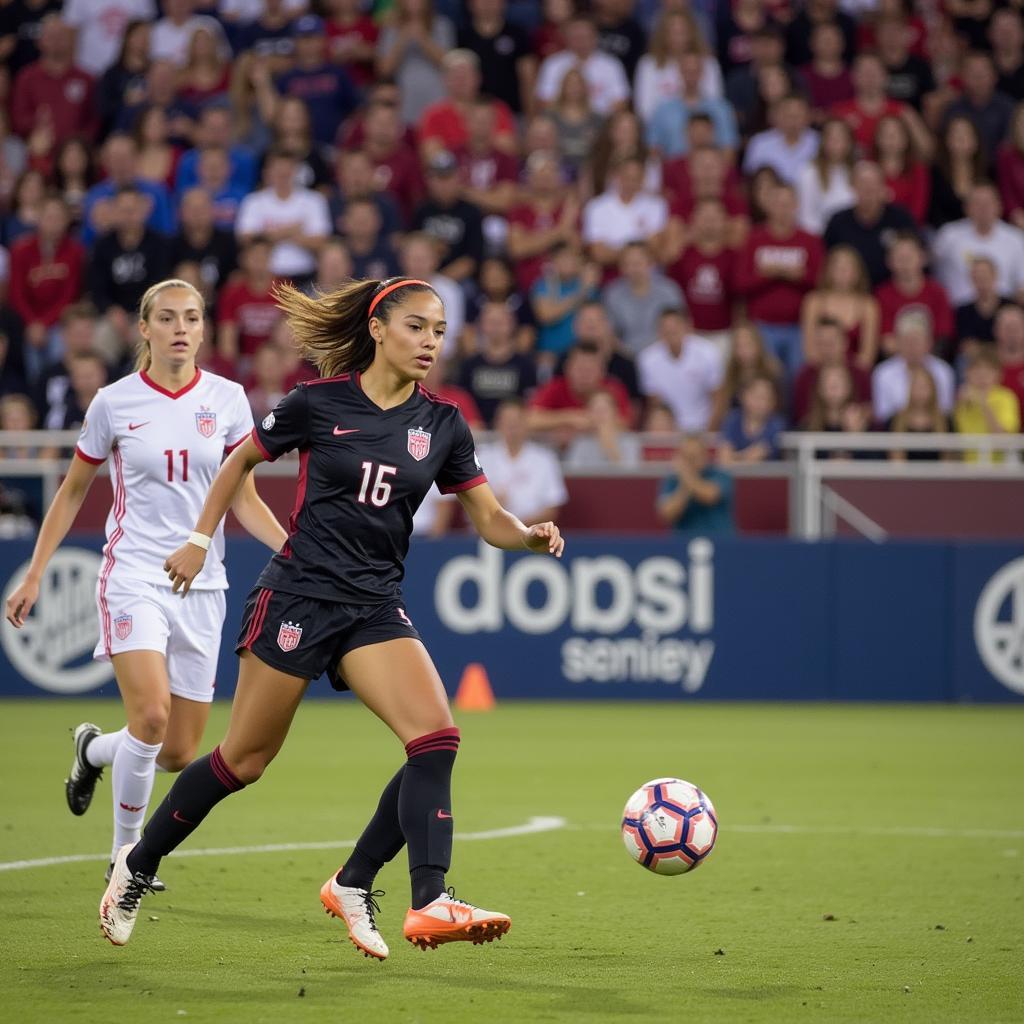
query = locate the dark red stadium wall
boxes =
[829,480,1024,539]
[68,473,790,535]
[66,474,1023,538]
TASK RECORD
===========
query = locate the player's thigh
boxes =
[218,651,310,783]
[111,649,173,743]
[159,695,213,772]
[339,638,454,746]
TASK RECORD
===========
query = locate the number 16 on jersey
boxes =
[357,461,398,508]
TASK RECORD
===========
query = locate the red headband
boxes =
[368,279,431,319]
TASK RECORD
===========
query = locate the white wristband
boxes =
[187,531,211,551]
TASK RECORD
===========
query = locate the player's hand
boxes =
[524,522,564,558]
[5,577,40,628]
[164,543,208,595]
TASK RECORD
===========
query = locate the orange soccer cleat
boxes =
[403,889,511,951]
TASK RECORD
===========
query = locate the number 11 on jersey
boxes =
[358,461,397,507]
[165,449,189,482]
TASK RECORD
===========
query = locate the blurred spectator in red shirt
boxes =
[792,316,873,425]
[800,22,854,119]
[532,0,572,61]
[8,196,84,360]
[244,341,288,422]
[361,101,424,223]
[418,49,516,159]
[736,181,823,376]
[831,53,929,158]
[528,340,633,444]
[507,151,580,293]
[216,236,279,373]
[663,145,749,248]
[324,0,379,88]
[875,114,930,224]
[995,305,1024,414]
[876,232,954,358]
[997,105,1024,234]
[454,99,520,217]
[666,199,737,355]
[11,16,97,164]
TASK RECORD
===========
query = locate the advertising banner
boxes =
[1,537,1022,702]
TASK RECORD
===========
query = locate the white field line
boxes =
[572,823,1024,840]
[0,815,567,874]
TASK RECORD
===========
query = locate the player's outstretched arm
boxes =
[164,437,266,594]
[5,454,102,627]
[457,482,565,558]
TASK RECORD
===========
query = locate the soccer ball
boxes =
[621,778,718,875]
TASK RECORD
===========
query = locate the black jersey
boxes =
[251,373,485,603]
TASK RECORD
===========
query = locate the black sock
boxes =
[127,746,244,877]
[400,728,460,909]
[337,767,405,889]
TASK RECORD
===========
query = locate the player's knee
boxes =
[130,704,170,744]
[410,708,456,741]
[156,749,193,773]
[227,750,273,785]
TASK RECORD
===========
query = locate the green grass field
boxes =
[1,699,1022,1024]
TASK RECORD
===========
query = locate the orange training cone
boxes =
[454,663,496,711]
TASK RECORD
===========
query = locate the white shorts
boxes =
[94,579,227,703]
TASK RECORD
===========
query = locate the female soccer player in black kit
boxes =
[99,278,565,957]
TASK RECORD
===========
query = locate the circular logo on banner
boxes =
[974,557,1024,696]
[0,549,112,694]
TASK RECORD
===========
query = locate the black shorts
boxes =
[235,587,422,690]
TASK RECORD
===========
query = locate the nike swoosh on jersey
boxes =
[128,422,150,430]
[333,427,360,436]
[437,810,452,819]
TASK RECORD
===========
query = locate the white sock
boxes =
[85,726,127,767]
[110,731,162,863]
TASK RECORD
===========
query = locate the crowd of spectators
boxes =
[1,0,1024,534]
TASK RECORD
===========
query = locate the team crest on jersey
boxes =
[114,614,133,641]
[407,427,431,461]
[277,621,302,652]
[195,407,217,438]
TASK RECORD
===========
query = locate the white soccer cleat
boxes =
[403,889,511,950]
[99,844,155,946]
[319,872,389,960]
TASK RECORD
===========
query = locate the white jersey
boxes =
[75,369,253,594]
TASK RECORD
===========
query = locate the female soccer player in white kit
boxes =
[5,279,287,885]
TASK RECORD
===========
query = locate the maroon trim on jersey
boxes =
[249,426,274,462]
[304,373,352,387]
[416,383,460,409]
[280,450,309,559]
[74,445,105,465]
[439,473,486,495]
[241,588,273,650]
[224,435,248,455]
[140,368,202,399]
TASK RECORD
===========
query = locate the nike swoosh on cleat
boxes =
[128,422,150,430]
[172,810,194,824]
[437,810,452,819]
[333,427,360,436]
